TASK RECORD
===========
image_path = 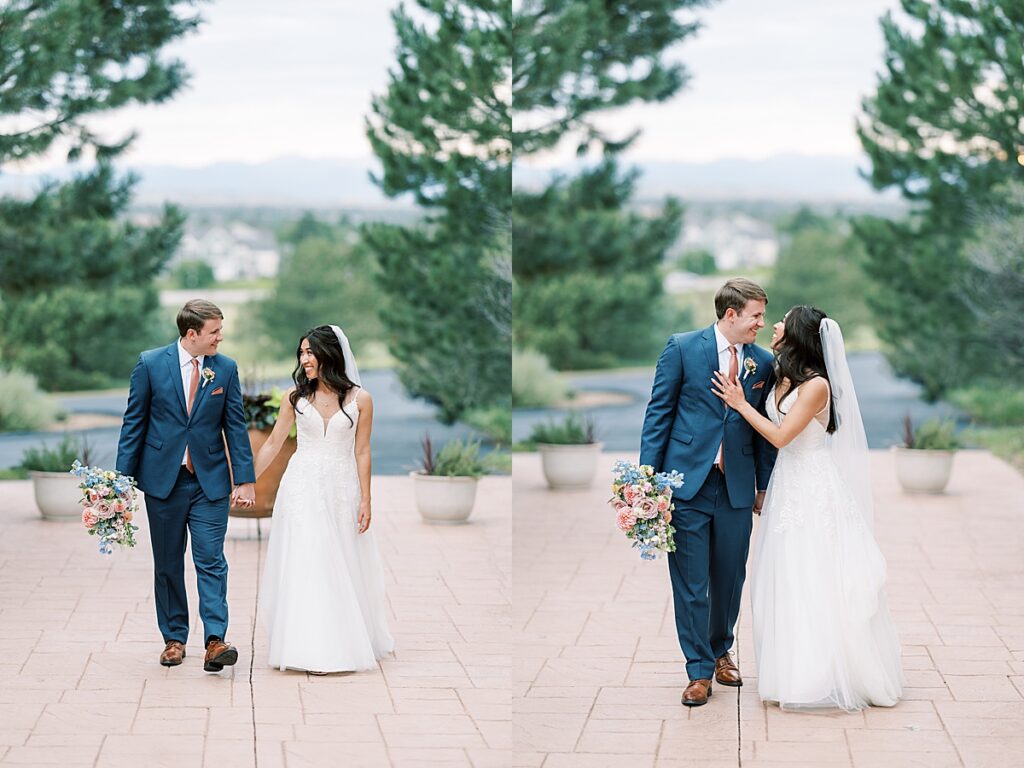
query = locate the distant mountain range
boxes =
[516,153,900,204]
[0,153,898,207]
[0,156,401,208]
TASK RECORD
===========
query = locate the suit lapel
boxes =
[187,355,215,423]
[164,343,188,417]
[701,325,725,415]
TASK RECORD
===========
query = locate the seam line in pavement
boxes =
[249,521,263,768]
[736,624,743,768]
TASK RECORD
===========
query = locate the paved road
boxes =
[0,369,482,475]
[513,351,963,450]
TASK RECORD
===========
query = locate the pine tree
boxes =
[0,1,201,390]
[0,166,185,390]
[513,160,683,368]
[0,0,201,164]
[856,0,1024,396]
[513,0,710,156]
[365,0,511,422]
[512,0,710,369]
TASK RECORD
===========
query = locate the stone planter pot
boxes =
[537,442,604,490]
[30,471,83,521]
[893,446,956,494]
[410,471,480,524]
[229,428,297,519]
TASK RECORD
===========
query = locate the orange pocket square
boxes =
[752,381,766,390]
[210,387,224,396]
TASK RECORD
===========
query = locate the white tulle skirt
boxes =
[751,448,903,711]
[258,450,394,672]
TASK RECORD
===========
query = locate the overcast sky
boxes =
[12,0,901,173]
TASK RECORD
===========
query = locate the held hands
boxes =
[711,370,747,411]
[231,483,256,509]
[753,490,766,517]
[357,500,371,534]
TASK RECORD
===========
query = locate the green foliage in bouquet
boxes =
[528,411,597,445]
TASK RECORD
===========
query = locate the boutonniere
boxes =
[201,367,215,388]
[742,357,757,380]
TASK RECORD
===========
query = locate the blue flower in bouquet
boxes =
[71,461,141,554]
[610,461,684,560]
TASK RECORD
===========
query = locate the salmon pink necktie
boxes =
[184,358,199,473]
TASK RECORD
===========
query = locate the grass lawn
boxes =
[965,427,1024,473]
[951,384,1024,473]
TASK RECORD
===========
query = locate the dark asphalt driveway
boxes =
[513,351,964,451]
[1,369,482,475]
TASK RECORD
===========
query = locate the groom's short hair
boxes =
[177,299,224,337]
[715,278,768,319]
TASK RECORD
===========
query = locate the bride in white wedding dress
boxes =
[253,325,393,673]
[712,306,902,711]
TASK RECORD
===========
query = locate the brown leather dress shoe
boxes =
[715,653,742,687]
[204,638,239,672]
[681,678,712,706]
[159,640,185,667]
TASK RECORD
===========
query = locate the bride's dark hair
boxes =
[774,305,836,434]
[289,325,359,427]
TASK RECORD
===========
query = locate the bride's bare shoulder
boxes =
[801,376,830,405]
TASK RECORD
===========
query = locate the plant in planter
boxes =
[410,434,488,524]
[21,433,94,520]
[530,411,603,490]
[893,414,962,494]
[233,387,298,518]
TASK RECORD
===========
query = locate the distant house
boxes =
[175,222,280,281]
[678,211,779,270]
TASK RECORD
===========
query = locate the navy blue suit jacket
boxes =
[639,325,778,508]
[116,342,255,501]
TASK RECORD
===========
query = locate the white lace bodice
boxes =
[766,384,829,456]
[293,395,359,467]
[763,383,844,534]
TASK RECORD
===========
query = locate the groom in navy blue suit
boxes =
[117,300,256,671]
[640,278,778,706]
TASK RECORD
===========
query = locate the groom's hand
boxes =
[232,483,256,508]
[753,490,766,516]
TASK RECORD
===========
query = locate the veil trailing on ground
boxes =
[329,325,361,387]
[820,318,873,533]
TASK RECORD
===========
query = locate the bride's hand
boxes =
[711,370,746,410]
[357,501,371,534]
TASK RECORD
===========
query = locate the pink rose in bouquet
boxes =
[71,462,141,554]
[616,506,638,531]
[609,462,684,560]
[633,497,659,520]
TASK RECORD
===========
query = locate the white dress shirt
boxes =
[177,340,205,466]
[713,323,744,467]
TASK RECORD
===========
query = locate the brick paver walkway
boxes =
[0,475,510,768]
[513,450,1024,768]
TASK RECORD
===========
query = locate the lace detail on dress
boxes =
[752,384,903,710]
[258,391,393,672]
[765,385,865,536]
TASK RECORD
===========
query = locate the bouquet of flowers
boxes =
[610,461,683,560]
[70,461,141,554]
